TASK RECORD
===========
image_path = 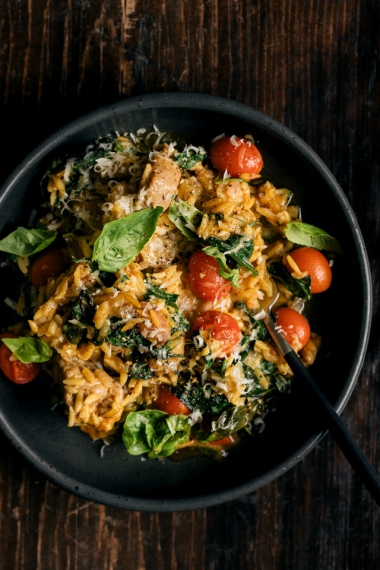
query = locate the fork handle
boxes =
[285,350,380,506]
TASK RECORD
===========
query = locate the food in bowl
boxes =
[0,127,341,460]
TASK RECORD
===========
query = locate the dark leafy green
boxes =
[168,199,202,241]
[2,337,53,364]
[206,235,259,277]
[274,374,292,393]
[0,227,57,257]
[174,148,207,169]
[65,141,114,194]
[71,290,96,326]
[144,280,189,332]
[242,364,274,398]
[130,360,154,380]
[171,384,230,416]
[195,405,255,443]
[267,262,312,300]
[122,410,191,458]
[201,245,240,286]
[144,280,179,308]
[284,222,342,254]
[92,207,163,272]
[104,321,180,360]
[62,322,84,345]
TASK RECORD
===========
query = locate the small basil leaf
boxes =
[2,337,53,363]
[267,262,312,300]
[0,228,57,256]
[122,410,191,458]
[202,245,240,286]
[168,198,202,241]
[92,207,163,272]
[284,222,342,254]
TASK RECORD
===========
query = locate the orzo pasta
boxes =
[0,128,339,459]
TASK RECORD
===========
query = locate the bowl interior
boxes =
[0,95,371,510]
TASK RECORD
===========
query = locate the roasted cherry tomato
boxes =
[0,333,40,384]
[152,385,191,416]
[29,245,66,288]
[191,310,242,355]
[209,136,263,178]
[285,247,332,294]
[188,251,231,302]
[274,308,311,350]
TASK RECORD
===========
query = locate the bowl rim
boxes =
[0,92,373,511]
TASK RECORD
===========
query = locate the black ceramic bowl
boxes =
[0,93,372,511]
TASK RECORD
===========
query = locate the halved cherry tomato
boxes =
[29,245,66,288]
[191,310,242,355]
[0,333,40,384]
[152,385,191,416]
[188,251,231,302]
[285,247,332,294]
[274,308,311,350]
[209,136,263,178]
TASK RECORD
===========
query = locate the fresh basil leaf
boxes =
[92,207,163,272]
[284,222,342,254]
[2,337,53,363]
[171,384,230,416]
[174,148,207,169]
[202,245,240,286]
[267,262,312,300]
[206,235,259,277]
[0,227,57,256]
[168,198,202,241]
[195,405,255,443]
[122,410,191,458]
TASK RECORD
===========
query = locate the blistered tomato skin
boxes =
[152,385,191,416]
[0,333,40,384]
[209,136,263,178]
[191,310,242,355]
[29,245,67,288]
[188,251,231,302]
[274,308,311,350]
[285,247,332,294]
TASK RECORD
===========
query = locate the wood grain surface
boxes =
[0,0,379,568]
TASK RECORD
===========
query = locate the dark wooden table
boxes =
[1,1,379,568]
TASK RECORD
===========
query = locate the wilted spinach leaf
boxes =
[71,290,96,326]
[171,384,230,416]
[174,148,207,169]
[206,235,258,277]
[267,262,312,300]
[62,322,84,345]
[168,198,202,241]
[195,405,255,443]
